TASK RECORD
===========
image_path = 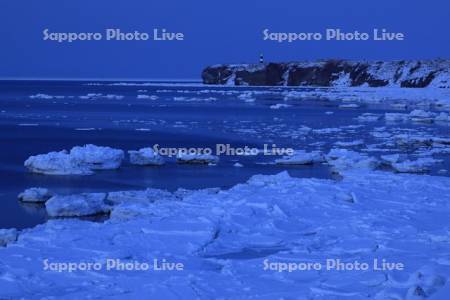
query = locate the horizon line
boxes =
[0,77,201,82]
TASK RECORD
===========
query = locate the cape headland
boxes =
[202,59,450,88]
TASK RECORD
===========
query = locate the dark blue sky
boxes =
[0,0,449,80]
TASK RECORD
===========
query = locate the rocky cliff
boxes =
[202,59,450,88]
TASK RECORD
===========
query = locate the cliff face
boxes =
[202,60,450,88]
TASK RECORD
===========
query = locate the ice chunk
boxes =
[104,94,124,100]
[334,140,364,147]
[269,103,291,109]
[385,113,409,122]
[380,154,407,165]
[391,157,441,173]
[275,150,324,165]
[237,92,255,102]
[137,94,158,100]
[357,113,382,122]
[128,148,165,166]
[24,150,93,175]
[409,109,435,123]
[326,149,379,172]
[394,134,433,148]
[18,188,53,203]
[108,202,151,221]
[70,144,124,170]
[432,137,450,145]
[339,103,360,108]
[404,267,446,300]
[435,112,450,122]
[0,229,18,247]
[177,153,219,164]
[25,145,124,175]
[334,191,357,203]
[106,189,173,205]
[46,193,110,217]
[29,94,54,99]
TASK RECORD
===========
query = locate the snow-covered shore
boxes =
[279,86,450,111]
[1,170,449,298]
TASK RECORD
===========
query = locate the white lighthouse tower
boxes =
[259,53,264,64]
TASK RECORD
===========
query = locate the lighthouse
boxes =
[259,53,264,64]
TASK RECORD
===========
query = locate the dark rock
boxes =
[201,59,450,88]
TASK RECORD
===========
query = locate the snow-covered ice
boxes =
[385,112,409,122]
[391,157,442,173]
[25,145,124,175]
[46,193,110,217]
[18,188,53,203]
[339,103,360,108]
[69,144,124,170]
[281,86,450,110]
[357,113,383,122]
[137,94,158,100]
[5,83,450,298]
[334,139,365,147]
[0,229,17,247]
[0,170,450,298]
[106,188,173,206]
[275,150,324,165]
[176,153,219,164]
[128,148,165,166]
[384,110,450,125]
[24,150,93,175]
[326,149,379,173]
[409,109,436,123]
[270,103,292,109]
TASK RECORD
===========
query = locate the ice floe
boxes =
[282,87,450,110]
[391,157,442,173]
[393,134,433,149]
[176,153,219,164]
[137,94,158,100]
[270,103,291,109]
[0,229,18,247]
[380,154,442,173]
[46,193,110,217]
[275,150,324,165]
[326,149,379,173]
[18,188,53,203]
[356,113,382,122]
[1,170,450,298]
[79,93,124,100]
[334,140,365,147]
[24,150,93,175]
[339,103,360,108]
[24,145,124,175]
[29,94,65,100]
[128,148,165,166]
[435,112,450,122]
[106,188,173,206]
[384,109,449,125]
[237,92,256,102]
[70,145,124,170]
[409,109,436,123]
[385,112,409,122]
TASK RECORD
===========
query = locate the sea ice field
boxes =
[0,80,450,299]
